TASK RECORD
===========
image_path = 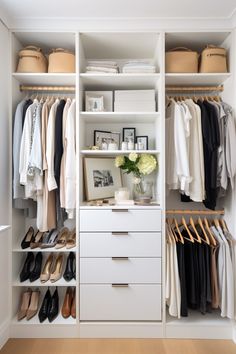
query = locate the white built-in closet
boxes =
[0,23,236,347]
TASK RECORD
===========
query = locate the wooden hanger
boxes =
[181,217,194,243]
[166,218,178,242]
[213,218,220,228]
[219,218,228,231]
[166,223,173,244]
[173,218,184,244]
[203,217,217,246]
[197,217,210,245]
[189,217,202,243]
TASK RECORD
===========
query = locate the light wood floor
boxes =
[1,339,236,354]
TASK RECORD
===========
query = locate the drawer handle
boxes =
[112,283,129,287]
[112,209,129,212]
[112,232,129,236]
[112,257,129,260]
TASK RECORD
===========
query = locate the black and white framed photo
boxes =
[85,93,104,112]
[122,127,136,143]
[136,136,149,150]
[84,157,122,201]
[94,130,120,149]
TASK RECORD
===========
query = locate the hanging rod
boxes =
[166,209,225,215]
[166,85,223,92]
[20,85,75,92]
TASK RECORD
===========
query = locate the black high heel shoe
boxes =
[38,288,51,323]
[21,227,35,249]
[20,252,34,282]
[48,288,59,323]
[63,252,75,282]
[29,252,43,282]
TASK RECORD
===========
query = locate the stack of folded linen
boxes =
[86,60,119,73]
[122,61,156,73]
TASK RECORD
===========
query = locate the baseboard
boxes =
[0,319,10,350]
[232,325,236,343]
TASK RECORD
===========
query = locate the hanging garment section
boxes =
[165,88,236,210]
[166,211,235,320]
[13,92,76,231]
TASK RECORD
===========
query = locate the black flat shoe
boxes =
[48,288,59,323]
[21,227,35,249]
[29,252,43,282]
[38,288,51,323]
[63,252,75,282]
[20,252,34,282]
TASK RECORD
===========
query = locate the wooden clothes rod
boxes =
[166,209,225,215]
[20,85,75,92]
[166,85,223,92]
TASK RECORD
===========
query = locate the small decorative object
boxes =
[136,136,148,150]
[85,93,104,112]
[101,139,108,150]
[115,153,157,201]
[114,187,130,202]
[108,142,118,150]
[127,138,134,150]
[123,127,136,144]
[84,157,122,201]
[85,91,113,111]
[121,141,128,150]
[94,130,120,149]
[88,145,99,150]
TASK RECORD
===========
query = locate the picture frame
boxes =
[122,127,136,143]
[85,93,104,112]
[136,136,149,150]
[84,157,122,201]
[94,130,120,149]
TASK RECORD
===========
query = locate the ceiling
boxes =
[0,0,236,29]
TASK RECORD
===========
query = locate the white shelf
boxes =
[0,225,11,233]
[80,73,160,89]
[13,278,76,287]
[166,310,231,326]
[80,203,161,210]
[12,247,77,253]
[80,149,160,156]
[165,73,231,86]
[80,112,160,123]
[12,73,76,85]
[12,313,76,326]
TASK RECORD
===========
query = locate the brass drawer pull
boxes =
[112,257,129,260]
[112,209,129,212]
[112,283,129,287]
[112,232,129,236]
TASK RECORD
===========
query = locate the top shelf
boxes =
[165,73,231,86]
[12,73,76,86]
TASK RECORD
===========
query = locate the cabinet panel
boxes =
[80,209,162,232]
[80,257,161,283]
[80,284,162,321]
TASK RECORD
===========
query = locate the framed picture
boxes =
[85,93,104,112]
[94,130,120,149]
[122,127,136,143]
[84,157,122,201]
[136,136,149,150]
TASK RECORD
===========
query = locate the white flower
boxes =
[115,155,125,167]
[137,154,157,175]
[129,152,138,162]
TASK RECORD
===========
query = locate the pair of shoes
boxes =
[63,252,76,282]
[61,287,76,319]
[38,288,59,323]
[20,227,45,249]
[20,252,43,282]
[41,229,59,248]
[18,288,40,321]
[40,253,63,283]
[55,228,76,249]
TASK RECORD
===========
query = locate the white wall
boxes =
[0,20,10,349]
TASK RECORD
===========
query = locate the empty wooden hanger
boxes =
[203,217,217,246]
[181,217,194,243]
[197,217,210,245]
[189,217,202,243]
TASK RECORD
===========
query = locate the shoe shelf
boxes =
[13,279,77,287]
[12,247,77,253]
[12,312,77,325]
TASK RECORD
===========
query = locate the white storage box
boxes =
[114,100,156,112]
[85,91,113,111]
[114,89,155,101]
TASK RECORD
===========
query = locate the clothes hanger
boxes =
[189,217,202,243]
[219,218,228,231]
[213,218,220,228]
[181,217,194,243]
[166,223,173,244]
[166,218,178,242]
[173,218,184,244]
[203,217,217,246]
[197,217,210,245]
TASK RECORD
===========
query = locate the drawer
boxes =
[80,258,161,284]
[80,232,161,257]
[80,209,161,232]
[80,284,162,321]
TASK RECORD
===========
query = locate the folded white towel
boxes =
[88,60,118,67]
[86,66,119,73]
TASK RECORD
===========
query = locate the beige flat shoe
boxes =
[26,289,40,320]
[18,288,32,321]
[55,227,69,249]
[50,253,64,283]
[40,253,54,283]
[66,228,76,249]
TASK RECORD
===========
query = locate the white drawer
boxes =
[80,258,161,284]
[80,284,162,321]
[80,232,161,257]
[80,209,161,232]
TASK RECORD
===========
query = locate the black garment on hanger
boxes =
[176,242,188,317]
[22,99,33,128]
